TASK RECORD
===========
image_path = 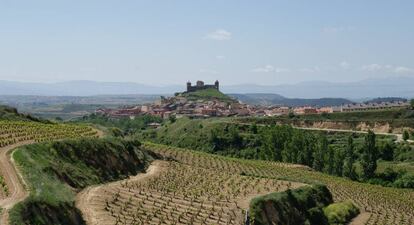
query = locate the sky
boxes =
[1,0,414,86]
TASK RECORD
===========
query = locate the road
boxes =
[290,126,405,142]
[230,121,412,143]
[0,141,33,225]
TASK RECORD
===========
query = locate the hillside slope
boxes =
[0,105,45,122]
[9,138,153,225]
[230,93,353,107]
[180,88,236,102]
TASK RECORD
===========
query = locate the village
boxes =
[95,81,410,119]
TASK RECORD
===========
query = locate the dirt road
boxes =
[290,126,405,142]
[0,141,33,225]
[75,161,165,225]
[0,127,103,225]
[230,121,410,143]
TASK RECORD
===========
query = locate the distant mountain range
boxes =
[0,76,413,99]
[229,93,354,107]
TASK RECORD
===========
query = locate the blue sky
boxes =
[1,0,413,85]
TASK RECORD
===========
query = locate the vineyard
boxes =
[0,121,98,147]
[0,120,98,199]
[139,143,414,225]
[79,160,304,225]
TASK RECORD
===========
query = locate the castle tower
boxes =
[215,80,219,90]
[196,80,204,87]
[186,81,191,92]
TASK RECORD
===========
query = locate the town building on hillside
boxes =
[340,101,409,112]
[186,80,219,92]
[317,107,334,114]
[294,106,318,115]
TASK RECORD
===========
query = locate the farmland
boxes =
[73,142,414,225]
[1,106,414,224]
[79,160,303,225]
[140,143,414,225]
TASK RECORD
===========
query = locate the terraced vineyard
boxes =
[0,121,98,147]
[0,120,98,198]
[80,160,304,225]
[142,143,414,225]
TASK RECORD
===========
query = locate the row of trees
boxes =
[210,124,381,180]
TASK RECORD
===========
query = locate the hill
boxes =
[230,93,353,106]
[364,97,407,104]
[1,76,414,98]
[180,88,236,102]
[0,105,46,122]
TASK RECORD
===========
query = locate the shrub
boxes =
[323,200,360,225]
[394,173,414,188]
[250,184,333,225]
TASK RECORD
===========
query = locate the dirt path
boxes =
[230,121,408,143]
[75,161,165,225]
[0,141,34,225]
[0,127,104,225]
[349,212,371,225]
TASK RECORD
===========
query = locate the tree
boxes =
[210,128,223,151]
[326,146,335,175]
[411,99,414,109]
[402,130,410,141]
[168,115,177,123]
[303,135,316,167]
[361,130,378,179]
[380,141,394,161]
[313,135,328,171]
[343,135,357,180]
[333,149,345,176]
[250,123,258,134]
[229,126,243,148]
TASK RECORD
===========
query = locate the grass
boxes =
[9,138,151,225]
[182,88,235,102]
[323,200,360,225]
[377,161,414,174]
[0,105,47,122]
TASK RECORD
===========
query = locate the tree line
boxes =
[209,124,413,187]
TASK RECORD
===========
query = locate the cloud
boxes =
[216,55,226,60]
[205,29,232,41]
[395,66,414,74]
[323,26,355,33]
[298,66,321,73]
[251,65,275,73]
[340,61,350,69]
[361,64,384,71]
[361,64,414,74]
[251,65,290,73]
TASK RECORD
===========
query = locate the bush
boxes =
[250,184,333,225]
[323,200,360,225]
[403,130,410,141]
[394,173,414,188]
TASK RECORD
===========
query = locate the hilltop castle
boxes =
[186,80,219,92]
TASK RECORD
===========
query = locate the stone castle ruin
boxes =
[186,80,219,93]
